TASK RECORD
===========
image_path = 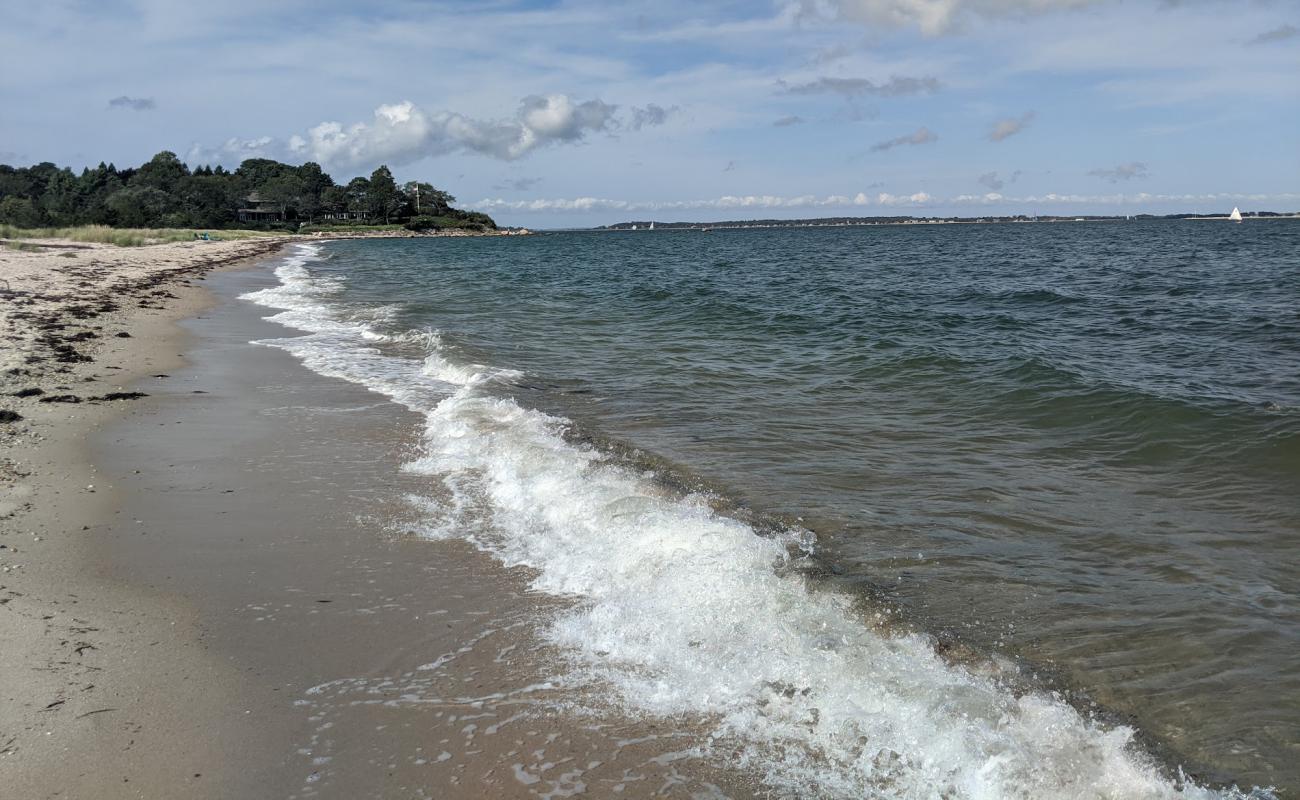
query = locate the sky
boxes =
[1,0,1298,227]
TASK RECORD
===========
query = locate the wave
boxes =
[241,243,1269,799]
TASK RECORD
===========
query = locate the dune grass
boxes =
[1,239,42,252]
[0,224,281,247]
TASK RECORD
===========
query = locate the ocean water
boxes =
[243,221,1298,798]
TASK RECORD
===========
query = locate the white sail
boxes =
[1229,207,1243,222]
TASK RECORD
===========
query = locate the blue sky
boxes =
[1,0,1297,226]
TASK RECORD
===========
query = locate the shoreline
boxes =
[0,238,750,798]
[2,234,1281,796]
[591,214,1300,232]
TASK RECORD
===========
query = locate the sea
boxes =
[243,220,1298,798]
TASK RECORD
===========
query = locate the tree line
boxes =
[0,151,496,231]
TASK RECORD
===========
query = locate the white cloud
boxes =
[471,191,935,213]
[192,95,625,169]
[950,192,1007,203]
[988,111,1034,141]
[190,135,277,163]
[813,0,1112,36]
[956,190,1300,205]
[773,115,806,127]
[871,126,938,151]
[473,189,1299,215]
[289,101,442,167]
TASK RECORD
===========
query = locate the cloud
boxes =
[961,190,1300,205]
[778,75,941,97]
[191,136,277,164]
[108,95,155,111]
[627,103,677,130]
[193,95,625,168]
[871,126,938,152]
[472,189,1300,215]
[988,111,1034,141]
[773,115,806,127]
[1248,23,1298,45]
[977,169,1022,190]
[812,0,1112,36]
[492,177,544,192]
[471,191,933,213]
[1087,162,1148,182]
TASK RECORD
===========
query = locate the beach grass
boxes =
[0,224,280,247]
[1,239,43,252]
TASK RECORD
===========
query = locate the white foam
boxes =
[244,244,1264,800]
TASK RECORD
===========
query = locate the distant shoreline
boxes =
[594,212,1300,232]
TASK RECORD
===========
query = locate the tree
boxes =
[344,177,371,217]
[258,174,304,220]
[0,154,494,230]
[131,151,189,190]
[39,167,80,225]
[402,181,455,216]
[105,186,170,227]
[367,165,403,224]
[320,185,348,218]
[182,174,239,227]
[234,158,292,192]
[295,162,333,223]
[0,196,42,227]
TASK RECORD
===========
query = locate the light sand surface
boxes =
[1,238,292,797]
[0,237,288,376]
[1,241,754,798]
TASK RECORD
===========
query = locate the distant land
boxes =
[596,211,1300,231]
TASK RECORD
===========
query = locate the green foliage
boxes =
[402,181,458,217]
[0,224,277,247]
[368,166,404,224]
[403,216,441,231]
[0,196,42,227]
[0,154,495,233]
[403,215,492,232]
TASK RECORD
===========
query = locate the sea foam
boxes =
[243,243,1266,800]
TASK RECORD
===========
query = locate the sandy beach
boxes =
[0,239,751,798]
[0,238,286,796]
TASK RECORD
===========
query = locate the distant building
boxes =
[320,209,372,221]
[236,192,285,223]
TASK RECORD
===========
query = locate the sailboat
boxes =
[1229,207,1243,223]
[649,221,655,230]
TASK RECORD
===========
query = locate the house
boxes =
[320,209,372,221]
[237,192,285,223]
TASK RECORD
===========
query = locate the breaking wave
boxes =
[242,243,1269,799]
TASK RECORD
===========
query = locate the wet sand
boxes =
[2,253,754,798]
